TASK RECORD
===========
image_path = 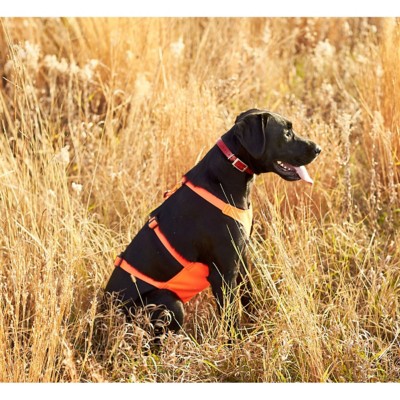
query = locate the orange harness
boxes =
[115,215,210,303]
[114,140,253,303]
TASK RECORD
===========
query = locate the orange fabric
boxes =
[115,254,210,303]
[183,178,253,237]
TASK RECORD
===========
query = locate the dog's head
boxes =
[232,108,321,183]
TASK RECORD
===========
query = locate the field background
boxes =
[0,17,399,382]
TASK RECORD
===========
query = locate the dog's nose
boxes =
[314,145,322,155]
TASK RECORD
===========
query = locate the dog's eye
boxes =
[285,129,292,138]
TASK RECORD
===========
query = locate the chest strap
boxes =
[182,177,253,237]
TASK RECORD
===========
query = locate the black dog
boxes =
[105,109,321,336]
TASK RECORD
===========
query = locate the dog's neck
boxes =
[185,137,254,210]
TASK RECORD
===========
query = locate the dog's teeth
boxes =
[278,161,287,170]
[277,161,295,171]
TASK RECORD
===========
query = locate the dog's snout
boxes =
[314,145,322,156]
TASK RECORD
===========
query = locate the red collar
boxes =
[216,138,254,175]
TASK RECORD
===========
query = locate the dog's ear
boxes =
[234,110,270,160]
[235,108,265,124]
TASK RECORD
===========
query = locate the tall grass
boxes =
[0,17,399,382]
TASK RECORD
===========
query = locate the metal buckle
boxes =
[232,158,248,173]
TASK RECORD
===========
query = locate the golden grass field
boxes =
[0,17,399,382]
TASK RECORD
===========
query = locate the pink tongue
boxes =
[294,165,313,184]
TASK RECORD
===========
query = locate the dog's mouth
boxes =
[273,161,313,184]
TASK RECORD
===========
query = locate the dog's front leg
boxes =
[208,264,241,338]
[236,254,254,314]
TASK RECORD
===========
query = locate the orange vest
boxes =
[114,177,252,303]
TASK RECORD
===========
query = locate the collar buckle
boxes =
[232,158,250,173]
[216,138,254,175]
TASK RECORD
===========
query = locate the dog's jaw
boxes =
[272,161,313,184]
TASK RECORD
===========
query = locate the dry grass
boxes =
[0,17,399,382]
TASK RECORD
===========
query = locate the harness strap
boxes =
[182,177,253,237]
[148,216,192,267]
[182,177,227,211]
[114,255,162,287]
[115,217,195,277]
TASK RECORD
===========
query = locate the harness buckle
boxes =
[232,158,249,173]
[148,216,158,229]
[114,254,124,267]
